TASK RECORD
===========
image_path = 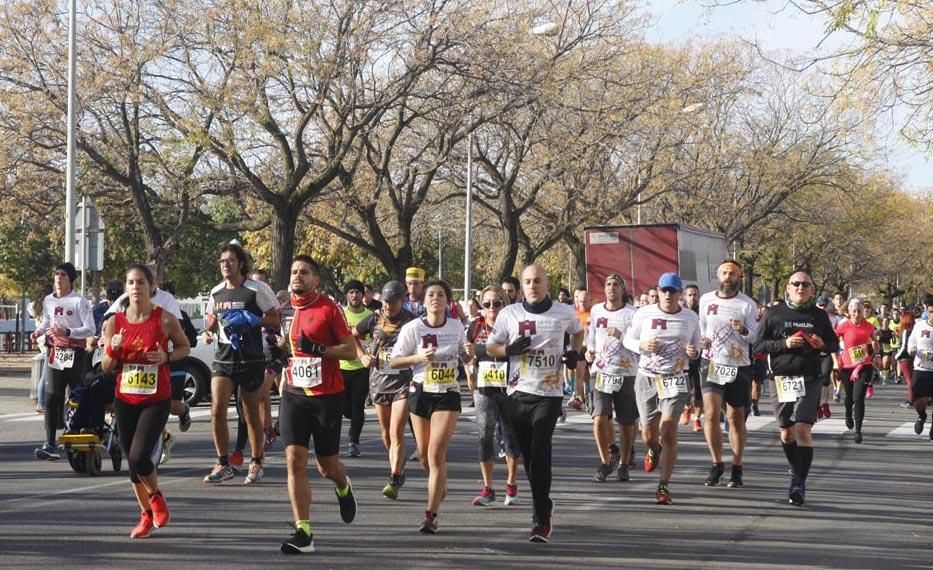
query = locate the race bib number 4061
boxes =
[288,357,322,388]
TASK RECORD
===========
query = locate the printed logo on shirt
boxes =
[651,319,667,330]
[922,330,930,338]
[54,307,64,316]
[421,334,438,348]
[518,320,537,336]
[783,321,814,330]
[595,317,608,329]
[215,301,247,312]
[707,304,719,315]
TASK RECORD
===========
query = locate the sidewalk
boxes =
[0,352,39,415]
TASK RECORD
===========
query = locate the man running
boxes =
[681,284,703,431]
[404,267,426,317]
[698,260,759,488]
[752,271,838,506]
[340,279,373,457]
[201,243,280,485]
[486,264,584,543]
[585,273,638,483]
[501,276,523,305]
[280,255,358,554]
[623,272,700,505]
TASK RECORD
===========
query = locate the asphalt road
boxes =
[0,366,931,569]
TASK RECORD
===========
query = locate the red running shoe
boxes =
[131,511,153,538]
[149,491,170,528]
[643,447,661,473]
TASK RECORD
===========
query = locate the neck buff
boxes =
[291,291,320,310]
[522,296,554,314]
[786,298,815,310]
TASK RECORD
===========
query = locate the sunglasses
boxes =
[789,281,813,288]
[659,287,680,294]
[482,300,504,309]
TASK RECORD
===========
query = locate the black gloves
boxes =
[506,336,532,356]
[561,349,580,370]
[299,335,327,357]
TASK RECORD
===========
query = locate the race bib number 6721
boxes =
[774,375,805,403]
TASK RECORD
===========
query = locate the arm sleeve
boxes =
[161,293,183,319]
[820,313,840,353]
[751,314,786,355]
[390,322,416,359]
[35,297,51,336]
[486,311,512,345]
[254,281,278,313]
[356,314,376,338]
[72,298,97,338]
[567,312,584,336]
[622,312,642,354]
[105,293,127,316]
[907,328,918,353]
[743,306,759,340]
[331,304,353,341]
[690,316,702,348]
[586,317,597,351]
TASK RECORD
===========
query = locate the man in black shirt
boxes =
[752,271,838,506]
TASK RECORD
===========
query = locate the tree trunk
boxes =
[270,205,299,291]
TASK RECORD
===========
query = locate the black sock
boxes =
[714,462,724,472]
[251,458,262,465]
[219,455,229,466]
[781,441,798,468]
[794,446,814,482]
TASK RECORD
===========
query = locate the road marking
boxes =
[886,421,931,439]
[810,418,849,434]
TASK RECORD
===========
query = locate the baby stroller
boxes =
[59,348,122,476]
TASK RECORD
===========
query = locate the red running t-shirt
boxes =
[284,293,353,397]
[114,307,171,405]
[835,319,876,369]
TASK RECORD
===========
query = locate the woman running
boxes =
[101,265,190,538]
[832,298,878,444]
[907,293,933,439]
[465,285,520,506]
[390,279,470,533]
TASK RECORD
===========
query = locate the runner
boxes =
[248,269,282,455]
[647,288,659,305]
[907,293,933,439]
[340,279,374,457]
[356,281,417,499]
[30,262,94,460]
[622,272,700,505]
[201,243,280,485]
[404,267,426,317]
[680,284,704,431]
[585,273,638,483]
[486,264,584,542]
[464,285,521,505]
[698,260,759,488]
[100,264,190,538]
[567,288,592,411]
[501,276,522,305]
[364,284,383,312]
[390,279,469,534]
[750,302,769,417]
[278,255,358,554]
[751,271,839,506]
[832,298,879,443]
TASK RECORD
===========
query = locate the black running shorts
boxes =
[279,390,344,457]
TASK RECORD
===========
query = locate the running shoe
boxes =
[34,443,60,461]
[607,444,621,473]
[159,432,175,466]
[643,446,661,473]
[832,392,841,403]
[914,413,926,435]
[529,520,552,543]
[281,527,315,554]
[680,407,691,425]
[36,404,45,414]
[817,405,825,421]
[592,463,611,483]
[335,478,357,523]
[616,464,631,482]
[655,483,672,505]
[866,385,874,399]
[382,477,401,500]
[726,466,744,488]
[704,463,725,487]
[751,403,760,417]
[788,477,806,506]
[264,427,277,451]
[229,450,244,469]
[419,511,438,534]
[497,441,507,459]
[348,442,361,457]
[178,403,192,433]
[504,483,519,506]
[928,423,932,441]
[203,463,237,484]
[245,461,264,484]
[822,403,831,419]
[845,416,854,430]
[693,418,702,432]
[854,432,863,444]
[130,510,153,539]
[567,395,584,411]
[149,491,170,528]
[901,400,914,408]
[472,486,495,506]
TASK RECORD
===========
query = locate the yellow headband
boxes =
[405,267,425,281]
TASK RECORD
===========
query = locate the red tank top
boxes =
[114,306,171,405]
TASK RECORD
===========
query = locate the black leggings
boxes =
[43,352,86,445]
[115,398,170,484]
[840,367,872,433]
[342,368,370,445]
[235,385,249,452]
[506,392,562,526]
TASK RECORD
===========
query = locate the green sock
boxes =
[296,520,311,536]
[336,479,351,498]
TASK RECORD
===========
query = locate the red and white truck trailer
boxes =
[584,224,729,304]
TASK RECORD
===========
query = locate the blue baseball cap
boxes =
[658,272,684,292]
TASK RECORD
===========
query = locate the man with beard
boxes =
[501,276,523,305]
[698,260,759,488]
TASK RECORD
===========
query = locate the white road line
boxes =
[810,418,849,434]
[886,421,931,440]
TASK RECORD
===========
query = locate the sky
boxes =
[643,0,932,192]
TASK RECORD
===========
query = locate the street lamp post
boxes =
[64,0,77,264]
[463,132,473,303]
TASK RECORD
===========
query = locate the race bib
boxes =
[847,344,868,365]
[120,364,159,395]
[519,350,559,380]
[287,357,322,388]
[49,347,76,370]
[774,375,806,403]
[654,372,688,399]
[92,347,104,367]
[477,360,507,388]
[595,371,625,393]
[377,348,398,376]
[919,350,933,367]
[707,362,738,386]
[423,360,458,391]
